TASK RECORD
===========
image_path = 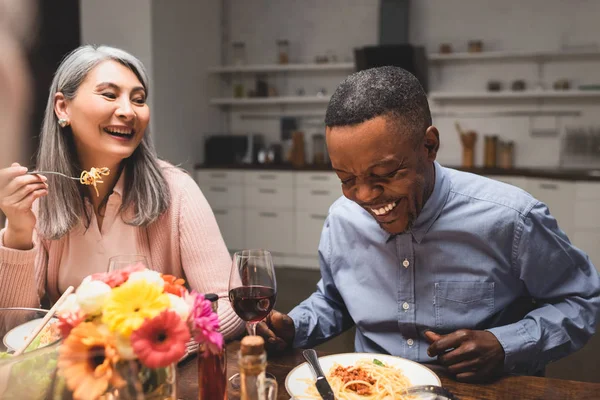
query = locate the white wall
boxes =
[217,0,600,168]
[410,0,600,168]
[151,0,221,170]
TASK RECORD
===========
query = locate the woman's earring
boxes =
[58,118,70,128]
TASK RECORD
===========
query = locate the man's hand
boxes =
[424,329,505,382]
[256,310,295,353]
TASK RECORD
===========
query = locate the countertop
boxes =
[195,163,600,182]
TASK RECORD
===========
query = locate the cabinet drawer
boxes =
[576,182,600,200]
[244,210,294,254]
[295,186,341,212]
[245,186,294,210]
[195,169,244,184]
[296,172,339,187]
[211,208,244,251]
[573,200,600,230]
[201,184,243,208]
[245,171,294,187]
[295,211,327,256]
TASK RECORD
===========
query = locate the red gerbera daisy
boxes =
[130,310,190,368]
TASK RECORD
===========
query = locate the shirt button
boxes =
[402,302,409,310]
[402,259,410,268]
[407,338,414,346]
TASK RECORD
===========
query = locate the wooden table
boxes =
[177,342,600,400]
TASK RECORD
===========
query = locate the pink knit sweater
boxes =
[0,162,244,339]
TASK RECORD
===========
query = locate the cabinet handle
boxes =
[258,174,277,180]
[310,214,327,220]
[209,186,228,192]
[213,210,228,215]
[258,188,277,194]
[310,176,330,181]
[310,190,330,196]
[209,173,226,178]
[259,212,278,218]
[539,183,558,190]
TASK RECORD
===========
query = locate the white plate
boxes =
[2,318,58,352]
[285,352,441,398]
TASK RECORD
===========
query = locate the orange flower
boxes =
[57,322,125,400]
[161,274,186,297]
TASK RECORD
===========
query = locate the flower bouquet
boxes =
[53,264,223,400]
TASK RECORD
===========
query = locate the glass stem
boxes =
[247,322,258,336]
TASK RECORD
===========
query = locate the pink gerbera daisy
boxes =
[57,310,86,338]
[130,310,190,368]
[189,293,224,357]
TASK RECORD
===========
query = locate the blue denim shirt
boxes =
[289,162,600,374]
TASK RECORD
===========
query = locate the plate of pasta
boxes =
[285,352,441,399]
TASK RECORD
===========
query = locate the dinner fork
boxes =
[27,170,80,180]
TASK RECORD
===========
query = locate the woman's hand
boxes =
[0,163,48,249]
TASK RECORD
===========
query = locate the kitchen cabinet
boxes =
[198,169,600,270]
[196,169,245,250]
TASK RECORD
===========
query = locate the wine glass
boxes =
[228,249,277,390]
[107,254,149,272]
[228,249,277,336]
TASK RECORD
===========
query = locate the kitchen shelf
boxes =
[429,90,600,101]
[210,96,331,106]
[207,62,354,73]
[428,49,600,63]
[238,111,325,119]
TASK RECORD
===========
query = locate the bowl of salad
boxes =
[0,307,62,400]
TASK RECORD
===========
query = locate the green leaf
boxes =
[373,358,385,367]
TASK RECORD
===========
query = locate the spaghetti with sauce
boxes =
[79,167,110,197]
[300,358,414,400]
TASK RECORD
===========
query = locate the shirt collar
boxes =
[383,161,450,244]
[112,168,126,197]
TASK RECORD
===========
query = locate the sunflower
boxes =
[102,279,170,337]
[130,310,190,368]
[57,322,125,400]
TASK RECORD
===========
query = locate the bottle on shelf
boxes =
[197,293,227,400]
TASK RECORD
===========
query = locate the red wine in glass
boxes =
[229,285,276,322]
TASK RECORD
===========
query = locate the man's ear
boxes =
[424,126,440,161]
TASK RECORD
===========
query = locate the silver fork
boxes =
[27,170,80,180]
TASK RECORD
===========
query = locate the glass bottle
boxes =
[239,336,266,400]
[197,293,227,400]
[276,39,289,64]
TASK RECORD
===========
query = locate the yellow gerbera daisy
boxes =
[102,279,170,337]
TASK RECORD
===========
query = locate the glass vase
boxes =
[51,361,176,400]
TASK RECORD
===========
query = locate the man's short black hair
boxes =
[325,66,432,144]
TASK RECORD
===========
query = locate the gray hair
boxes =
[36,45,170,240]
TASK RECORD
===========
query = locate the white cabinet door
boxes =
[528,179,575,237]
[244,209,294,254]
[572,231,600,273]
[200,184,243,208]
[245,186,294,210]
[211,208,244,251]
[195,169,244,185]
[295,211,327,256]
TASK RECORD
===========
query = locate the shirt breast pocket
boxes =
[435,282,495,330]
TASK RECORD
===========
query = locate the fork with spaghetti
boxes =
[28,167,110,197]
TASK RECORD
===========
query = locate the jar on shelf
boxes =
[277,39,289,64]
[232,41,247,65]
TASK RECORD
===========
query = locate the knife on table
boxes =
[302,349,335,400]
